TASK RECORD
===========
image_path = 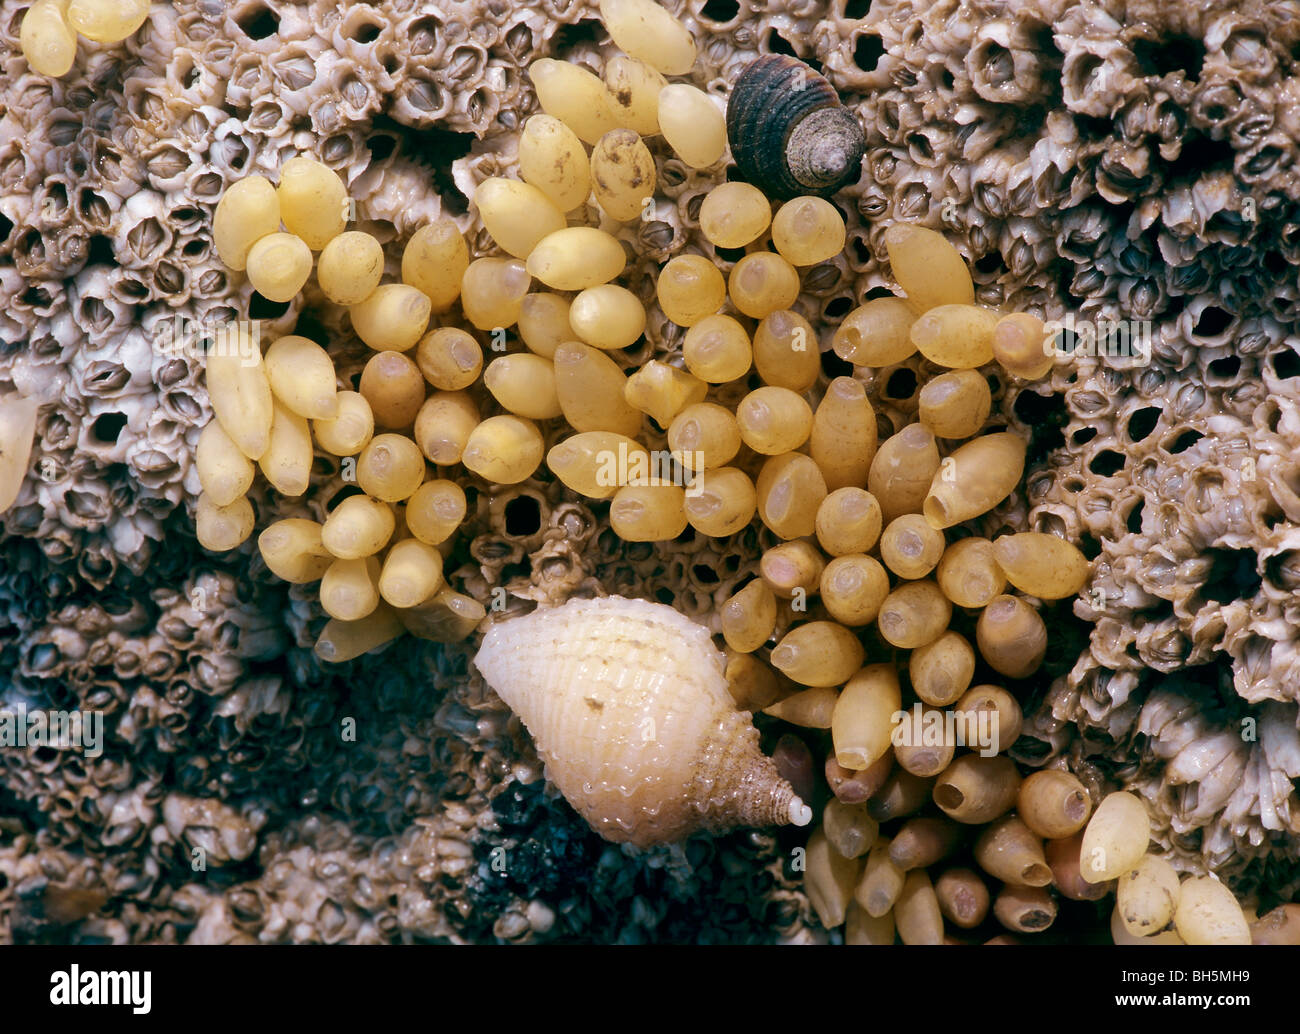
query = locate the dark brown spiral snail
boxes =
[726,54,866,200]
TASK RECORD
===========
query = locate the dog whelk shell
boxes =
[475,595,813,846]
[725,54,865,200]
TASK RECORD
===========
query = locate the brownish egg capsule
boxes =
[725,54,865,200]
[933,754,1021,824]
[994,884,1057,934]
[935,867,990,930]
[1045,831,1111,902]
[826,751,893,805]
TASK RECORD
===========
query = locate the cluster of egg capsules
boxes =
[200,155,490,663]
[806,760,1261,944]
[19,0,149,77]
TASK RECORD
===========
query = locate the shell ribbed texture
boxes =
[476,596,798,846]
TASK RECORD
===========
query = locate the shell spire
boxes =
[474,595,812,847]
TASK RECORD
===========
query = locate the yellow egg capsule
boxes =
[736,386,813,456]
[682,314,751,382]
[1018,770,1093,840]
[1116,855,1181,938]
[528,58,620,145]
[527,228,627,291]
[623,360,707,428]
[553,343,643,437]
[935,536,1006,608]
[682,466,755,537]
[759,540,825,599]
[1174,876,1250,946]
[879,514,945,580]
[316,607,405,663]
[819,554,890,627]
[976,594,1047,679]
[720,579,778,653]
[547,431,650,500]
[351,283,432,352]
[883,223,975,314]
[868,423,940,524]
[276,156,348,250]
[379,539,445,609]
[195,419,255,507]
[832,665,901,772]
[667,402,741,471]
[771,196,845,267]
[755,452,827,540]
[810,377,877,491]
[764,686,838,729]
[321,496,396,559]
[359,351,426,430]
[992,312,1055,381]
[313,391,374,457]
[258,399,313,497]
[591,130,658,223]
[67,0,149,44]
[924,431,1026,529]
[206,329,273,461]
[832,297,917,368]
[317,231,385,306]
[416,327,482,392]
[462,415,545,485]
[604,55,668,136]
[657,255,726,327]
[804,826,861,929]
[699,182,772,249]
[876,580,952,649]
[246,232,313,303]
[910,304,999,369]
[475,178,567,259]
[598,0,697,75]
[518,115,593,212]
[405,480,468,545]
[413,391,479,466]
[753,309,819,392]
[483,353,563,421]
[195,492,254,552]
[908,631,976,707]
[1079,791,1150,884]
[771,622,864,687]
[569,285,647,350]
[213,176,281,272]
[815,488,883,557]
[258,519,334,584]
[517,293,574,359]
[461,257,531,331]
[357,433,426,502]
[918,369,992,440]
[657,84,726,167]
[321,556,382,621]
[728,253,800,319]
[610,481,688,541]
[402,218,470,314]
[264,335,339,420]
[20,0,77,77]
[991,532,1091,600]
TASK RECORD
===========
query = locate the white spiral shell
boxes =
[475,595,812,847]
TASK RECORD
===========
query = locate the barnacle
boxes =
[4,0,1300,948]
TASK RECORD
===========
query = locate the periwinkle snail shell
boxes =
[475,595,813,847]
[726,54,866,200]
